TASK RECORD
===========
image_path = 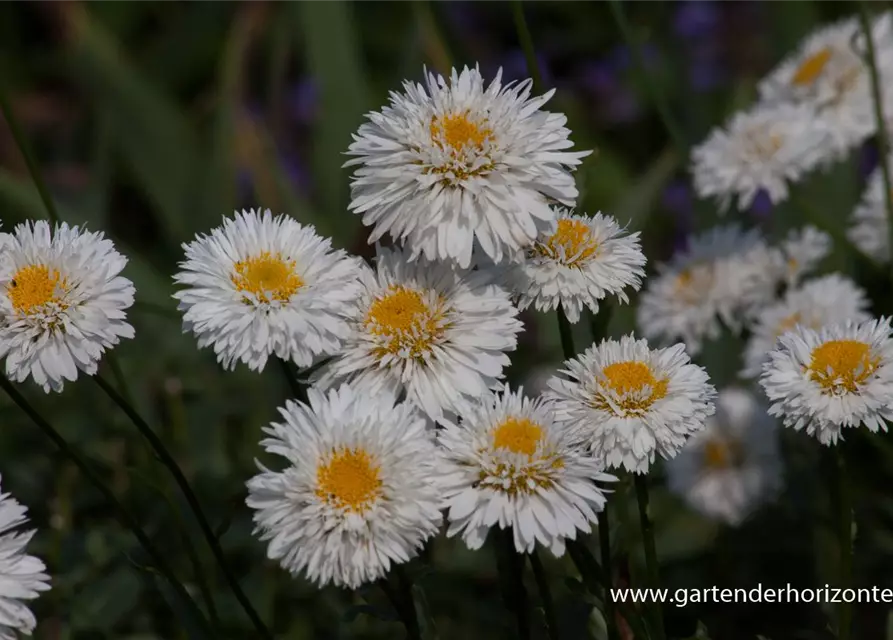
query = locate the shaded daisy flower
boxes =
[546,334,716,474]
[246,383,442,589]
[173,209,363,372]
[496,209,646,323]
[771,225,832,289]
[314,246,523,422]
[667,387,782,526]
[636,224,775,355]
[0,221,134,392]
[345,65,591,268]
[691,102,829,212]
[0,476,50,639]
[438,386,614,556]
[741,273,870,379]
[760,317,893,445]
[759,13,893,157]
[849,158,893,263]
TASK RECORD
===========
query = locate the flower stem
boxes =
[92,374,275,640]
[557,308,576,360]
[858,3,893,284]
[529,549,559,639]
[832,447,853,640]
[380,568,421,640]
[598,507,620,640]
[511,0,543,93]
[634,473,666,640]
[606,0,687,158]
[278,357,307,401]
[495,528,531,639]
[0,376,212,635]
[0,81,61,225]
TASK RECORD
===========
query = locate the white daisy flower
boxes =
[345,65,592,268]
[666,387,782,526]
[438,386,614,556]
[773,225,832,288]
[0,476,50,639]
[245,383,442,590]
[741,273,871,379]
[758,13,893,157]
[849,160,893,263]
[545,334,716,474]
[0,221,134,393]
[313,246,523,422]
[691,102,830,213]
[759,317,893,445]
[495,209,646,323]
[636,224,775,355]
[173,209,363,372]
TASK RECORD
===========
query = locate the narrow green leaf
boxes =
[612,147,679,232]
[293,0,370,241]
[63,5,200,242]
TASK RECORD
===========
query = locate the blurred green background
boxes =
[2,1,893,638]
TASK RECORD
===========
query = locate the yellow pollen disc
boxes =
[430,112,492,152]
[231,252,303,303]
[808,339,879,393]
[774,312,802,338]
[315,447,383,513]
[594,360,669,415]
[702,438,739,470]
[365,286,444,359]
[673,263,714,304]
[7,264,67,314]
[492,417,544,456]
[536,219,599,266]
[792,47,833,86]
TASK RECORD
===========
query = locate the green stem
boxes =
[91,375,275,640]
[833,447,853,640]
[858,4,893,283]
[0,82,60,225]
[495,529,531,640]
[606,0,687,157]
[529,549,559,639]
[0,377,211,635]
[634,474,666,640]
[598,507,620,640]
[413,0,454,74]
[557,309,576,360]
[394,565,422,640]
[511,0,543,93]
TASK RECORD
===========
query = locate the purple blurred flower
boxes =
[662,181,694,216]
[673,1,720,39]
[490,49,553,88]
[688,45,726,92]
[578,60,641,124]
[749,189,773,219]
[288,79,317,124]
[859,142,879,179]
[607,43,659,72]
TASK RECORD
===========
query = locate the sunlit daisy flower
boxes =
[314,246,523,422]
[636,224,774,355]
[691,103,830,213]
[758,13,893,157]
[666,387,782,526]
[741,273,870,379]
[546,334,716,474]
[0,475,50,639]
[849,160,893,263]
[759,317,893,445]
[438,386,614,556]
[173,209,363,373]
[0,221,134,393]
[345,65,591,268]
[495,209,646,323]
[245,383,442,590]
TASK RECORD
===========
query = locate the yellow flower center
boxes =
[315,447,383,514]
[7,264,67,314]
[791,47,833,86]
[535,219,599,266]
[702,438,740,470]
[492,417,544,457]
[594,360,669,415]
[774,312,802,338]
[365,286,446,359]
[673,263,714,304]
[744,130,784,161]
[231,252,303,303]
[808,339,879,394]
[430,112,492,152]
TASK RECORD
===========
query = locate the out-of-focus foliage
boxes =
[0,1,890,638]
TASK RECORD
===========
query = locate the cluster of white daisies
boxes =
[3,13,893,632]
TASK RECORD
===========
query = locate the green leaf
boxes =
[63,5,201,242]
[293,0,370,242]
[146,572,215,639]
